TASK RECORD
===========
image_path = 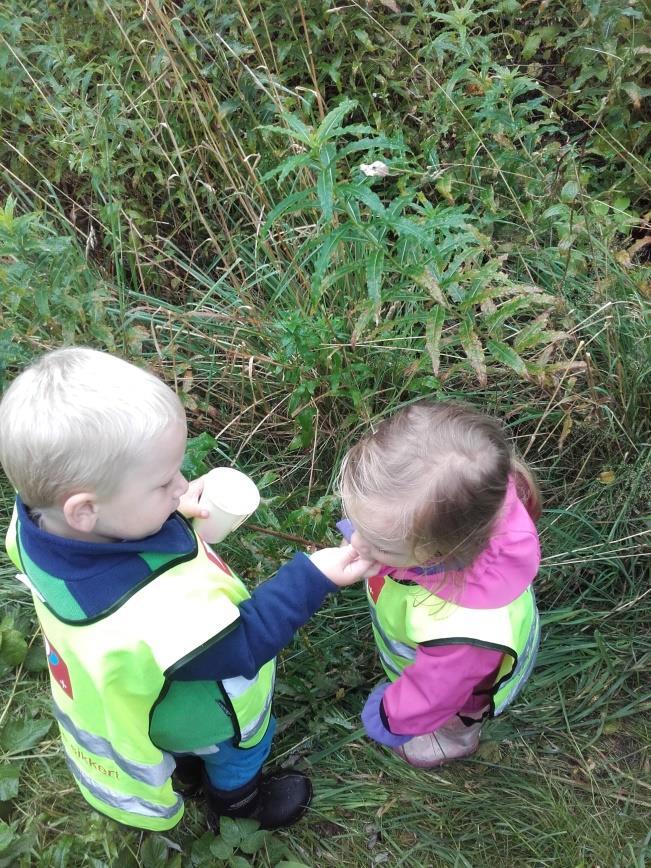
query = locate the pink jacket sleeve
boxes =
[382,643,504,735]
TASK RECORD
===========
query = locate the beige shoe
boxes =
[393,714,484,769]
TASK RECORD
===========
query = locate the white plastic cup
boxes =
[193,467,261,544]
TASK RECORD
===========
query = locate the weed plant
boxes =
[0,0,649,865]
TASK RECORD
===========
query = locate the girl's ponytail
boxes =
[511,457,542,524]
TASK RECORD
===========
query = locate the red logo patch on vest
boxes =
[200,538,234,576]
[367,574,386,604]
[44,636,73,699]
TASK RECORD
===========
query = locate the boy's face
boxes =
[92,421,189,543]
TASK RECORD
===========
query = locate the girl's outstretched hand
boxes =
[309,544,379,587]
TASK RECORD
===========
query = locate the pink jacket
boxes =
[378,478,540,734]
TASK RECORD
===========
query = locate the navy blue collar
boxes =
[16,496,194,582]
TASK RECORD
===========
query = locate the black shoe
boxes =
[204,770,312,831]
[172,755,205,798]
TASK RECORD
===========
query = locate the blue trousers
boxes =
[176,717,276,792]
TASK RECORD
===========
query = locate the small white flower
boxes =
[359,161,390,177]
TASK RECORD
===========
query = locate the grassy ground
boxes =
[0,0,650,865]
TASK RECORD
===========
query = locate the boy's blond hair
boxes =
[0,347,186,508]
[340,399,541,568]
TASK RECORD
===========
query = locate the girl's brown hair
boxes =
[340,400,541,568]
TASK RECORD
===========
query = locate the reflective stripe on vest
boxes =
[368,575,539,717]
[53,701,174,786]
[222,664,276,747]
[493,600,541,714]
[368,603,416,676]
[63,749,182,820]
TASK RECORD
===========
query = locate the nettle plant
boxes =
[258,100,573,390]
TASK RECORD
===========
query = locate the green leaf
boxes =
[217,817,243,847]
[0,765,19,802]
[0,719,51,755]
[366,247,384,309]
[140,836,169,867]
[458,316,487,386]
[522,31,541,60]
[339,183,385,216]
[190,832,217,865]
[317,143,336,223]
[23,644,47,672]
[0,629,27,667]
[239,830,268,855]
[258,113,313,146]
[182,433,221,478]
[339,136,404,157]
[425,306,446,375]
[486,339,528,377]
[260,153,313,184]
[0,821,14,854]
[275,862,314,868]
[414,267,447,307]
[314,98,357,144]
[209,837,234,859]
[560,180,580,203]
[311,227,350,295]
[262,190,316,236]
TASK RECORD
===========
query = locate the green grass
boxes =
[0,0,650,864]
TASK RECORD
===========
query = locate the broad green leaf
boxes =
[182,432,220,478]
[258,113,313,146]
[513,320,547,352]
[486,339,528,376]
[414,268,447,307]
[23,644,47,673]
[0,719,51,755]
[0,629,27,667]
[560,180,580,203]
[320,259,365,294]
[366,247,384,310]
[484,296,539,334]
[425,306,446,375]
[339,136,404,157]
[140,835,168,867]
[311,227,349,294]
[335,123,375,137]
[217,816,245,847]
[522,31,541,60]
[0,766,18,802]
[339,183,385,216]
[458,316,487,386]
[317,143,336,223]
[259,153,313,184]
[275,862,314,867]
[388,217,430,242]
[541,204,570,221]
[0,820,14,852]
[262,190,316,236]
[314,98,357,145]
[208,837,234,859]
[239,830,268,854]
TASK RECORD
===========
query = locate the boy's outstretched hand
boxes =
[309,544,379,587]
[177,477,209,521]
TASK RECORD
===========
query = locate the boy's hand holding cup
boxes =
[189,467,261,544]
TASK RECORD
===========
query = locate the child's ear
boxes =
[62,493,99,533]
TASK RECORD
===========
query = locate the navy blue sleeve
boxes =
[171,552,338,681]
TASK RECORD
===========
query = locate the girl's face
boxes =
[346,504,418,568]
